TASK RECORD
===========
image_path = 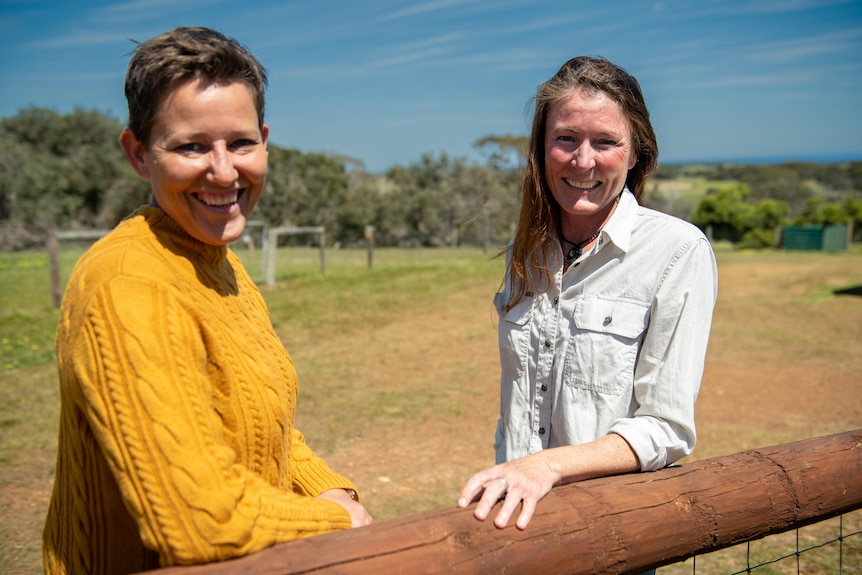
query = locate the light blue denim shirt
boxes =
[494,189,718,470]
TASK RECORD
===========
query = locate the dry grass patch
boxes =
[1,246,860,574]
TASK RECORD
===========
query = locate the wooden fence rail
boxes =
[146,429,862,575]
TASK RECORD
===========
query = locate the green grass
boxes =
[0,252,62,370]
[1,244,860,575]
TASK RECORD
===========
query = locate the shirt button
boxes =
[553,296,559,305]
[541,384,547,392]
[544,339,551,348]
[603,316,613,326]
[539,427,546,435]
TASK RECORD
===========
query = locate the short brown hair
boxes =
[124,27,268,146]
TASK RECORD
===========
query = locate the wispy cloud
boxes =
[353,32,465,72]
[21,0,229,50]
[367,46,456,69]
[751,27,862,62]
[695,69,815,89]
[490,12,600,35]
[381,0,482,21]
[731,0,858,15]
[96,0,227,21]
[26,31,133,50]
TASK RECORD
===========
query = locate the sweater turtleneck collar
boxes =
[131,206,230,265]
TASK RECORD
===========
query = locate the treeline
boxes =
[654,163,862,247]
[1,108,860,251]
[0,108,521,251]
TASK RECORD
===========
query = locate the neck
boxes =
[559,191,622,246]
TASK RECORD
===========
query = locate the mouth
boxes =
[563,178,600,190]
[194,189,243,208]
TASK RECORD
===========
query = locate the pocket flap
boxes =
[573,296,649,339]
[496,291,532,326]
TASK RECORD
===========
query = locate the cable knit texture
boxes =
[43,207,355,575]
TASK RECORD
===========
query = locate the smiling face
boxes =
[120,79,268,246]
[544,87,636,234]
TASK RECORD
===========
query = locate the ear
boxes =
[261,123,269,149]
[119,129,151,180]
[627,151,637,171]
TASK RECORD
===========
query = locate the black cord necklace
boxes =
[561,228,602,265]
[560,191,623,265]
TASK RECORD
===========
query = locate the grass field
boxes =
[1,244,861,574]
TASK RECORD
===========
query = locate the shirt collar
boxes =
[601,187,638,253]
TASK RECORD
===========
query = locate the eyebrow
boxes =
[551,126,626,140]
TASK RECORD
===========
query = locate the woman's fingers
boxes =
[472,475,510,520]
[458,457,555,529]
[458,471,497,507]
[514,496,537,529]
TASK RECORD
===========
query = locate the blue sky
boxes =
[1,0,861,173]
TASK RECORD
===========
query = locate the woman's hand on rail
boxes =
[458,435,641,529]
[317,489,373,527]
[457,453,559,530]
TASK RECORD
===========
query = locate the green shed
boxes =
[783,224,849,251]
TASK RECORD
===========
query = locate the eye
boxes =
[173,142,204,153]
[593,139,619,151]
[230,138,258,151]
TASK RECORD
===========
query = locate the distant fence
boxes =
[47,225,331,304]
[146,430,862,575]
[47,229,109,307]
[264,226,326,286]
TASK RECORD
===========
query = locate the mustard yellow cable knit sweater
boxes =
[43,207,356,575]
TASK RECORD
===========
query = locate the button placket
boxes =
[533,291,558,449]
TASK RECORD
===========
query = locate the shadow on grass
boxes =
[833,285,862,297]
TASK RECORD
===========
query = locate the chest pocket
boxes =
[565,296,650,395]
[496,291,532,378]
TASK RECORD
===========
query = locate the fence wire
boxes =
[665,509,862,575]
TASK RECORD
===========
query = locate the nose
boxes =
[572,141,595,169]
[207,144,238,185]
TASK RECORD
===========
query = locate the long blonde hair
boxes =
[506,56,658,310]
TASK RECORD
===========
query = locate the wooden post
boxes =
[48,229,109,307]
[265,227,278,286]
[143,430,862,575]
[319,228,326,274]
[364,225,374,269]
[48,232,62,308]
[264,227,326,285]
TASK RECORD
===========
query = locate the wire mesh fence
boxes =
[661,509,862,574]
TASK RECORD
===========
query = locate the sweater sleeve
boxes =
[66,274,353,566]
[289,429,360,499]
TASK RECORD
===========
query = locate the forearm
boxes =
[538,433,640,486]
[459,433,640,530]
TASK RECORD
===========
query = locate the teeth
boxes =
[197,192,238,206]
[564,178,599,190]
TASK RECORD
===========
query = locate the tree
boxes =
[474,134,528,170]
[794,196,862,242]
[0,107,147,249]
[691,184,755,243]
